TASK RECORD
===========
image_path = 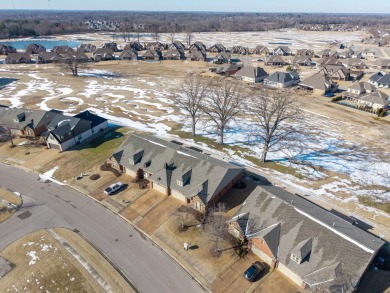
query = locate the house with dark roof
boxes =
[145,42,166,51]
[109,134,243,212]
[93,48,115,61]
[45,110,108,152]
[169,41,186,52]
[209,44,226,53]
[119,49,138,61]
[79,44,97,53]
[123,42,144,52]
[264,55,287,66]
[231,46,249,55]
[189,41,207,52]
[0,108,58,137]
[25,43,46,55]
[299,72,338,95]
[234,66,268,83]
[0,44,17,55]
[213,51,231,64]
[295,49,314,57]
[292,55,313,67]
[373,59,390,69]
[316,49,339,59]
[102,42,119,52]
[37,52,62,64]
[264,71,299,88]
[52,46,74,55]
[5,53,31,64]
[369,72,390,88]
[317,57,342,66]
[228,185,384,291]
[215,63,240,76]
[273,46,291,56]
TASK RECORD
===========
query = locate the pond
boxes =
[0,39,81,50]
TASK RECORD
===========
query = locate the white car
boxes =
[104,182,124,195]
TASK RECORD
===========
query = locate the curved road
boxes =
[0,163,203,293]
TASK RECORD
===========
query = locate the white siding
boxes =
[153,182,167,195]
[125,168,137,177]
[91,121,108,135]
[170,189,186,202]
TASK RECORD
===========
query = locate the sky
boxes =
[0,0,389,14]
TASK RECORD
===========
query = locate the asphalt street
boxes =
[0,163,203,293]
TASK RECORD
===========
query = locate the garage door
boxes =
[277,262,304,286]
[251,244,273,266]
[49,143,61,151]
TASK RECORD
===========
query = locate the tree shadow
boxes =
[0,78,18,89]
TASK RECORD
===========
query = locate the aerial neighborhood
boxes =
[0,7,389,293]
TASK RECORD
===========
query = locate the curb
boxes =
[67,183,210,293]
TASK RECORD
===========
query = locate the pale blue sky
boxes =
[0,0,389,13]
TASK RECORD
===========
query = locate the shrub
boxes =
[331,96,342,102]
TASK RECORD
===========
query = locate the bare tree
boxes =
[172,206,191,231]
[60,48,90,76]
[173,74,210,136]
[205,203,229,256]
[170,33,175,43]
[153,32,160,42]
[186,32,193,47]
[0,124,15,147]
[202,79,244,144]
[246,90,310,163]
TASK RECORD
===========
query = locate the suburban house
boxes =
[102,42,120,52]
[234,66,268,83]
[45,110,108,152]
[215,63,240,76]
[123,42,144,52]
[209,43,227,53]
[142,49,163,61]
[316,57,342,66]
[5,53,31,64]
[252,45,269,55]
[362,48,380,58]
[318,65,350,81]
[93,48,115,61]
[190,41,207,52]
[341,58,366,71]
[52,46,74,55]
[231,46,250,55]
[295,49,314,57]
[316,49,339,58]
[213,51,231,64]
[264,71,300,88]
[145,42,166,51]
[0,44,16,55]
[37,52,62,64]
[119,49,138,61]
[342,82,389,110]
[299,72,338,95]
[79,43,97,53]
[373,59,390,69]
[163,49,185,60]
[186,50,207,61]
[109,134,243,213]
[228,185,384,291]
[264,55,287,66]
[273,46,291,56]
[0,107,58,137]
[291,55,313,67]
[169,41,186,52]
[25,43,46,55]
[369,72,390,88]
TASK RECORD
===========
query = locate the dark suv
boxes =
[243,261,265,282]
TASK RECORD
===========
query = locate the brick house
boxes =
[109,134,243,213]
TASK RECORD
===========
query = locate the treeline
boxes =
[0,10,390,38]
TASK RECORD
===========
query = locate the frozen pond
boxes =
[0,39,81,50]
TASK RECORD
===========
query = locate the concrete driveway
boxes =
[0,163,203,293]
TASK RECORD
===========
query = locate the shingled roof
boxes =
[112,134,243,204]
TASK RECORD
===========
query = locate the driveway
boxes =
[0,163,203,293]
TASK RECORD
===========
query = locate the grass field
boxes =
[0,230,103,293]
[0,188,22,223]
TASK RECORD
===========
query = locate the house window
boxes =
[129,159,134,165]
[177,180,183,187]
[290,253,301,264]
[194,201,201,211]
[233,228,240,238]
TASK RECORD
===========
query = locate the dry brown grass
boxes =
[54,228,135,293]
[0,230,103,293]
[0,188,22,223]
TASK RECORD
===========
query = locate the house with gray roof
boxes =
[316,49,339,59]
[228,185,384,291]
[351,91,389,111]
[273,46,291,56]
[45,110,108,152]
[292,55,313,67]
[213,51,231,64]
[5,53,31,64]
[79,43,97,53]
[25,43,46,55]
[295,49,314,57]
[123,42,144,52]
[231,46,249,55]
[0,107,58,137]
[264,71,300,88]
[169,41,186,52]
[215,63,240,76]
[186,50,207,61]
[209,43,226,53]
[190,41,207,52]
[264,55,287,66]
[163,49,185,60]
[369,72,390,88]
[109,134,243,212]
[37,52,62,64]
[373,59,390,69]
[93,48,115,61]
[318,65,350,81]
[142,49,162,61]
[299,72,338,95]
[252,45,269,55]
[52,46,74,55]
[317,56,342,66]
[119,49,138,61]
[234,66,268,83]
[0,44,16,55]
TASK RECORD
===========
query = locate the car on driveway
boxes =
[104,182,124,195]
[244,261,265,282]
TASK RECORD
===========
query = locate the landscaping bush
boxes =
[377,108,385,117]
[90,174,100,180]
[331,96,342,102]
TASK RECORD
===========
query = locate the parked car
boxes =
[104,182,124,195]
[243,261,265,282]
